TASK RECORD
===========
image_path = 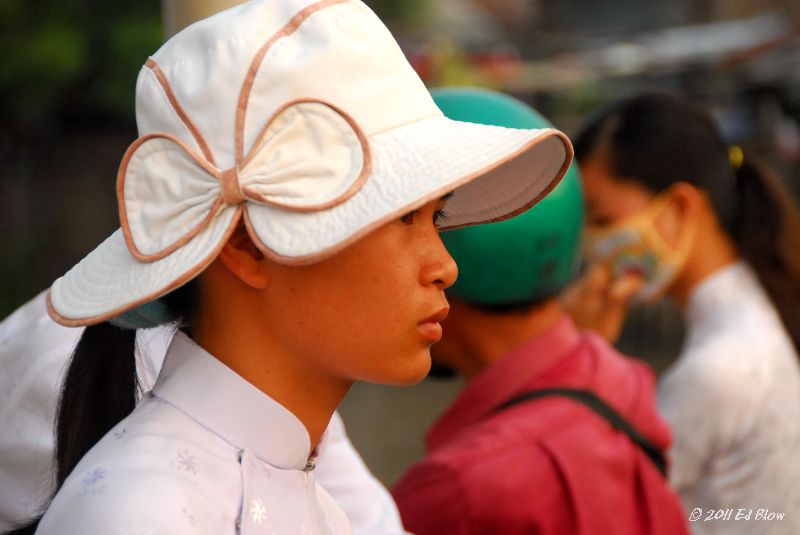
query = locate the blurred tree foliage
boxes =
[366,0,430,28]
[0,0,162,132]
[0,0,429,133]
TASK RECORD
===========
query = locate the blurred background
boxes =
[2,0,800,485]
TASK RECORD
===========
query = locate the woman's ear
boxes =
[672,181,705,225]
[657,182,701,248]
[217,224,270,289]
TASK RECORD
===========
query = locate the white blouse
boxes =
[0,291,407,534]
[658,262,800,534]
[36,331,352,534]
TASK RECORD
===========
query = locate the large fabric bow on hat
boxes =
[118,99,370,262]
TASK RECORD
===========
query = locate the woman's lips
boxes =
[417,321,443,342]
[417,307,449,342]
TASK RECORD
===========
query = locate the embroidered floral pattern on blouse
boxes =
[78,467,106,497]
[182,506,197,527]
[315,486,339,533]
[170,449,198,475]
[250,498,267,526]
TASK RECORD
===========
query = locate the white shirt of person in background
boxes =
[658,262,800,535]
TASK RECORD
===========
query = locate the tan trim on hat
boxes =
[117,98,370,264]
[235,0,350,163]
[220,168,246,205]
[240,97,372,212]
[118,97,371,262]
[243,129,573,266]
[146,58,217,166]
[118,1,367,269]
[47,208,244,327]
[117,132,227,263]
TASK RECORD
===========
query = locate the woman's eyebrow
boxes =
[440,192,455,203]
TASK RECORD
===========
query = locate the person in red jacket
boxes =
[392,87,689,535]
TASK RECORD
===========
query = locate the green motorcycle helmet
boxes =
[432,87,584,305]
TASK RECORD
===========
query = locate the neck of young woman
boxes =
[194,315,351,458]
[670,223,740,308]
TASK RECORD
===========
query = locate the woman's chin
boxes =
[371,350,432,387]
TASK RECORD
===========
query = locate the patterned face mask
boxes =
[583,191,697,303]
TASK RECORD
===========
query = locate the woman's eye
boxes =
[400,211,416,225]
[401,209,448,226]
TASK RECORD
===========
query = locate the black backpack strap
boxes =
[494,387,667,477]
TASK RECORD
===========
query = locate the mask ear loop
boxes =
[637,188,699,279]
[640,191,699,303]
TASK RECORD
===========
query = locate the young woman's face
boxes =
[260,197,457,386]
[580,151,654,226]
[580,150,688,242]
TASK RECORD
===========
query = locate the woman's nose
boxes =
[421,232,458,290]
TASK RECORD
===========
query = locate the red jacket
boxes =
[392,316,689,535]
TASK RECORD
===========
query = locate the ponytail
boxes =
[730,154,800,353]
[55,324,138,487]
[5,281,199,534]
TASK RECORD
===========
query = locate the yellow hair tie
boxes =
[729,145,744,170]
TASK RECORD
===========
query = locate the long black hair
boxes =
[6,281,199,534]
[574,93,800,354]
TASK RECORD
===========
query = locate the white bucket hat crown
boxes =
[47,0,573,327]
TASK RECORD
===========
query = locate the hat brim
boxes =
[48,114,571,326]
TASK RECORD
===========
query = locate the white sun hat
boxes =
[47,0,573,327]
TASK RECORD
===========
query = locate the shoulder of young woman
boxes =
[36,397,243,534]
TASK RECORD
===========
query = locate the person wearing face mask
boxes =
[569,93,800,534]
[392,87,689,535]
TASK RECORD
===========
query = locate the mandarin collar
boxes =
[153,331,322,470]
[426,314,582,450]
